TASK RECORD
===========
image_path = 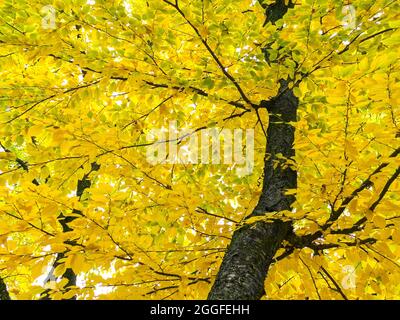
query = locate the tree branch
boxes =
[163,0,256,108]
[326,147,400,225]
[320,266,348,300]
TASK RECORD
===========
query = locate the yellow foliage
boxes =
[0,0,399,300]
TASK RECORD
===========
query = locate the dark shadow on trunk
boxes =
[0,276,11,300]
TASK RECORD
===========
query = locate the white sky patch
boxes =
[67,190,77,198]
[80,263,118,296]
[87,0,95,5]
[229,197,239,210]
[6,181,15,191]
[76,274,86,288]
[329,32,338,39]
[84,33,92,44]
[369,11,384,21]
[94,283,114,296]
[123,0,133,16]
[101,263,116,279]
[111,91,125,97]
[33,264,54,286]
[33,246,56,287]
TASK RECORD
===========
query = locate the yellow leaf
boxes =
[392,229,400,243]
[373,215,386,229]
[53,263,67,277]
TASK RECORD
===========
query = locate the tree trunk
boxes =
[0,276,10,300]
[208,80,298,300]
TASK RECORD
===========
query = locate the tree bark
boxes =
[0,276,11,300]
[208,80,298,300]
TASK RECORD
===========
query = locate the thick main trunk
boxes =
[208,81,298,300]
[208,220,290,300]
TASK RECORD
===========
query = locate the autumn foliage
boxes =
[0,0,399,300]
